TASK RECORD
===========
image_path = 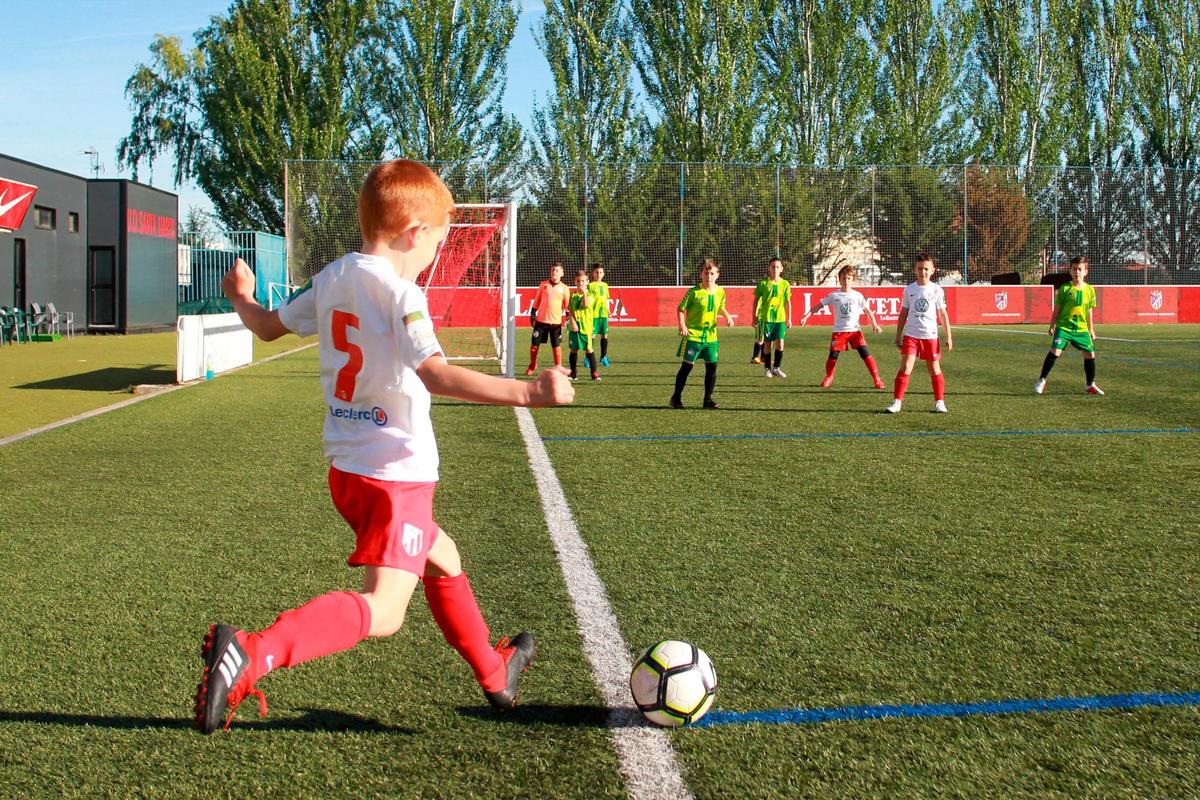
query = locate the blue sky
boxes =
[0,0,549,221]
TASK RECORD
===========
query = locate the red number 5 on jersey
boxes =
[331,309,363,402]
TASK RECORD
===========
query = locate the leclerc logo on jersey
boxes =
[328,405,388,426]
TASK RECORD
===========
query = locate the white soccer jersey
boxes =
[278,252,445,482]
[901,281,946,340]
[819,289,869,333]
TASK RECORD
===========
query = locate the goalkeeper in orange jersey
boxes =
[525,261,570,376]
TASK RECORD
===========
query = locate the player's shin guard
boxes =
[1084,357,1096,385]
[673,362,693,399]
[931,372,945,401]
[552,346,563,368]
[752,341,762,361]
[893,372,910,400]
[424,573,506,689]
[1040,352,1058,379]
[569,351,578,374]
[586,352,598,376]
[245,591,371,683]
[600,337,608,359]
[703,362,718,401]
[773,349,784,369]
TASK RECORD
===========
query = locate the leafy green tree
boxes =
[369,0,523,197]
[968,0,1069,169]
[628,0,766,162]
[865,0,975,164]
[758,0,875,166]
[119,0,378,232]
[1129,0,1200,272]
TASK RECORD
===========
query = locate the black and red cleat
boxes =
[193,623,267,734]
[483,631,536,711]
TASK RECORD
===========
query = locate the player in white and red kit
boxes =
[799,265,885,389]
[887,253,953,413]
[193,160,573,734]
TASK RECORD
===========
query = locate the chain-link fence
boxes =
[285,160,1200,288]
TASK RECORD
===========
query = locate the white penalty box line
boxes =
[514,407,693,800]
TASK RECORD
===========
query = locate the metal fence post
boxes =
[677,163,685,286]
[775,163,782,259]
[962,164,969,284]
[583,161,590,270]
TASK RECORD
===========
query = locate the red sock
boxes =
[424,573,505,690]
[528,345,539,369]
[244,591,371,683]
[932,372,945,400]
[864,355,880,380]
[824,358,837,379]
[552,346,563,367]
[894,372,910,400]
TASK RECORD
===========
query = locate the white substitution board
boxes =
[176,313,253,383]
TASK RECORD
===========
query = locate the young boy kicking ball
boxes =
[196,159,573,734]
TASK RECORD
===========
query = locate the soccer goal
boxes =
[285,161,518,376]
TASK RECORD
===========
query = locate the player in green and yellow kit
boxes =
[567,270,600,381]
[588,263,612,367]
[751,270,769,364]
[1035,255,1103,395]
[670,259,735,409]
[754,257,792,378]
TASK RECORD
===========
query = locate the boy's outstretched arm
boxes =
[222,258,290,341]
[418,357,574,408]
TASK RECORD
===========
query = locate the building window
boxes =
[34,206,56,230]
[68,212,79,233]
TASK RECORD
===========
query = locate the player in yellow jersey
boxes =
[588,263,612,367]
[670,259,735,409]
[755,258,792,378]
[567,270,600,381]
[1035,255,1103,395]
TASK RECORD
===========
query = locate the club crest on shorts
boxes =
[994,291,1008,311]
[1150,290,1164,311]
[402,523,424,557]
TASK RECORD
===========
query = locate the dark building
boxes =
[0,153,178,333]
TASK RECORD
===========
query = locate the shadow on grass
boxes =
[0,707,414,734]
[15,366,175,392]
[457,703,653,728]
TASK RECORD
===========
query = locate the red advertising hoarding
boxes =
[0,177,38,230]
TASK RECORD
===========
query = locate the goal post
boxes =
[284,161,517,376]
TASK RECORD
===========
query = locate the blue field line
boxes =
[694,690,1200,728]
[542,426,1198,444]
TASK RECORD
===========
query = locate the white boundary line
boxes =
[514,407,693,800]
[0,342,318,448]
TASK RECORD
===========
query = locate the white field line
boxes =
[514,407,693,800]
[0,342,317,448]
[958,326,1143,343]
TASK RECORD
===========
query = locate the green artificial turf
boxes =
[0,324,1197,798]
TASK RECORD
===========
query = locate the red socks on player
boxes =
[893,372,910,400]
[864,355,881,382]
[824,358,838,380]
[932,372,945,401]
[243,591,371,684]
[552,345,563,368]
[424,573,506,691]
[528,345,539,371]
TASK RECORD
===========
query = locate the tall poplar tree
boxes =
[119,0,377,232]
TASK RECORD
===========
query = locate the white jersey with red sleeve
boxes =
[277,252,444,482]
[901,281,946,339]
[819,289,869,333]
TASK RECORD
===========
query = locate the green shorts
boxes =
[681,340,719,363]
[1052,328,1094,353]
[593,317,609,336]
[762,321,786,342]
[569,330,593,352]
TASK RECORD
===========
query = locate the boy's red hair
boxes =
[358,159,455,243]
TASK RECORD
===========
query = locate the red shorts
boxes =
[328,466,439,574]
[900,335,941,361]
[829,331,867,351]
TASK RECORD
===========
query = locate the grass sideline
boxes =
[0,323,1197,798]
[0,333,314,439]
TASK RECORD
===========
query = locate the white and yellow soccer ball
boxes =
[629,640,717,727]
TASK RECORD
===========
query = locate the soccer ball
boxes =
[629,640,717,727]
